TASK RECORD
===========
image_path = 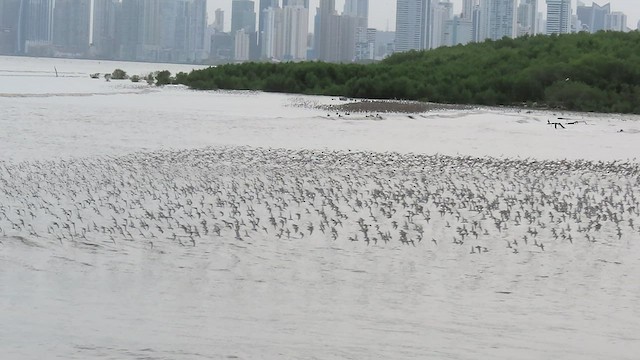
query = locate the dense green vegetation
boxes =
[180,31,640,114]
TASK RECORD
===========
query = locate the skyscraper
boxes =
[517,0,537,36]
[92,0,119,58]
[213,8,225,32]
[479,0,517,41]
[395,0,432,52]
[462,0,477,20]
[231,0,256,60]
[546,0,571,35]
[52,0,91,55]
[0,0,21,54]
[432,1,453,49]
[19,0,55,54]
[283,0,309,8]
[258,0,279,51]
[117,0,142,60]
[261,5,284,59]
[315,0,339,61]
[232,0,256,34]
[605,11,627,32]
[343,0,368,28]
[576,1,610,33]
[282,0,308,60]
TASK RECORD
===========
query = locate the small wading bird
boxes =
[0,146,636,259]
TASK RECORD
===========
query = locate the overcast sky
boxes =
[206,0,639,32]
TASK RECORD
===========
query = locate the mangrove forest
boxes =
[180,31,640,114]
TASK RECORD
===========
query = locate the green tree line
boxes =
[180,31,640,114]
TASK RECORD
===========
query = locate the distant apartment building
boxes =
[447,15,474,46]
[517,0,537,36]
[375,30,395,59]
[52,0,91,56]
[258,0,278,51]
[0,0,21,54]
[479,0,517,41]
[432,1,453,49]
[20,0,55,55]
[261,6,284,59]
[546,0,571,35]
[92,0,119,59]
[605,12,627,32]
[231,0,257,61]
[462,0,476,20]
[576,1,610,33]
[315,0,339,61]
[395,0,432,52]
[344,0,368,28]
[259,0,308,61]
[338,13,359,62]
[210,32,234,62]
[234,27,251,61]
[232,0,256,34]
[213,8,225,32]
[344,0,369,61]
[313,0,359,62]
[355,27,376,61]
[282,1,309,60]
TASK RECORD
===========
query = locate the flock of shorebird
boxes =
[0,147,638,254]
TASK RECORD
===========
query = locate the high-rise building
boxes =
[283,0,309,8]
[113,0,208,63]
[313,0,360,62]
[170,0,208,62]
[462,0,477,20]
[213,8,225,32]
[19,0,55,54]
[517,0,537,36]
[137,0,162,60]
[186,0,208,61]
[258,0,278,51]
[354,27,376,61]
[92,0,119,59]
[232,0,256,34]
[0,0,21,54]
[546,0,571,35]
[282,0,308,60]
[432,1,453,49]
[447,15,473,46]
[344,0,368,28]
[479,0,517,41]
[261,0,308,60]
[116,0,142,60]
[261,6,284,59]
[605,11,627,32]
[338,13,359,62]
[234,27,251,60]
[315,0,339,61]
[210,32,233,61]
[344,0,368,62]
[395,0,432,52]
[231,0,256,60]
[576,2,610,33]
[52,0,91,55]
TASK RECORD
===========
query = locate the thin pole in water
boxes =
[54,67,58,77]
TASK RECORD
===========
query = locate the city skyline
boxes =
[207,0,639,31]
[1,0,636,64]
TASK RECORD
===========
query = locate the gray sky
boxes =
[206,0,639,32]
